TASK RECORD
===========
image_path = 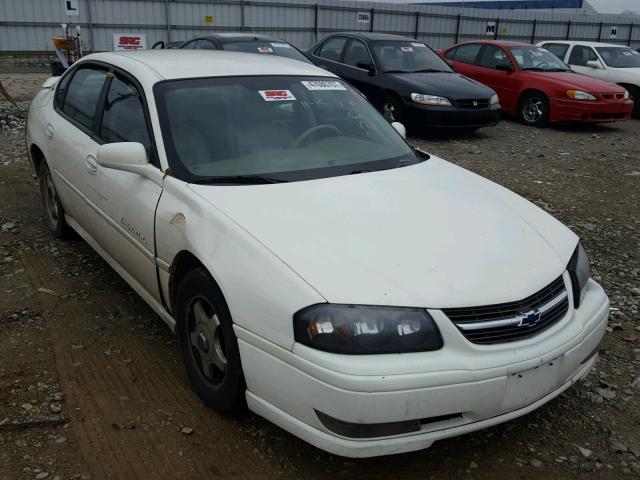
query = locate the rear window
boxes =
[222,41,310,63]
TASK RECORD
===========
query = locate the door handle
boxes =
[46,124,54,139]
[85,155,98,174]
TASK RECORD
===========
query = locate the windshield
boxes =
[596,47,640,68]
[371,41,452,73]
[222,41,311,64]
[509,46,570,71]
[154,76,420,183]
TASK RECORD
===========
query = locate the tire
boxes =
[176,267,246,413]
[39,161,71,238]
[625,85,640,118]
[518,91,549,127]
[381,95,406,125]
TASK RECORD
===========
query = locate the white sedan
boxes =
[26,50,609,458]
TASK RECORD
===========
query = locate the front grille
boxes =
[456,99,490,109]
[601,93,625,101]
[443,276,569,345]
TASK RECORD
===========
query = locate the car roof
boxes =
[78,50,333,83]
[186,33,285,43]
[452,40,532,48]
[325,32,421,42]
[537,40,629,48]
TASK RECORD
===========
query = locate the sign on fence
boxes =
[486,21,496,36]
[64,0,79,16]
[357,12,371,24]
[609,26,618,38]
[113,33,147,51]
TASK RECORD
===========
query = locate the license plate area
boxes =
[501,356,564,411]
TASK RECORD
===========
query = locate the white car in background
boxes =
[26,50,609,458]
[538,40,640,116]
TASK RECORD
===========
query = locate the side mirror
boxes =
[356,62,376,75]
[391,121,406,139]
[586,60,604,70]
[495,63,514,72]
[97,142,164,185]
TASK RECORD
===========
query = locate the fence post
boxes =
[494,17,500,40]
[530,18,537,44]
[315,4,319,42]
[414,11,420,39]
[240,1,245,32]
[629,23,634,46]
[455,14,462,43]
[597,21,603,41]
[370,8,374,32]
[164,0,171,41]
[86,0,95,52]
[566,20,572,40]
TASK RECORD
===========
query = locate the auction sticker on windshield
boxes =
[401,47,414,52]
[271,43,291,48]
[411,43,426,48]
[259,89,296,101]
[258,47,274,53]
[301,80,347,91]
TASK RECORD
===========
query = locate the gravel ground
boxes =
[0,83,639,480]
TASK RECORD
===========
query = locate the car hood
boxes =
[525,70,623,93]
[609,67,640,81]
[388,72,496,100]
[189,158,577,308]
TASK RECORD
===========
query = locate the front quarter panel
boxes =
[155,177,327,350]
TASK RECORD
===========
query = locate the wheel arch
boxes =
[29,143,45,177]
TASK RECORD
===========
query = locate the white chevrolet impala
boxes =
[26,50,608,458]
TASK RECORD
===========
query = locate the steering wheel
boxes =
[151,40,165,49]
[293,124,340,148]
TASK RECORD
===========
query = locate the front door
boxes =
[567,44,607,80]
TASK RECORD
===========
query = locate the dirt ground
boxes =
[0,74,639,480]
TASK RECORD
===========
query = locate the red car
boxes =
[441,40,634,126]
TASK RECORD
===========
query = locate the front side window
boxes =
[510,46,569,71]
[596,47,640,68]
[192,40,216,50]
[542,43,570,60]
[371,41,451,73]
[223,41,310,63]
[568,45,598,66]
[154,76,420,183]
[478,45,511,69]
[343,39,373,69]
[100,75,151,153]
[61,67,108,130]
[450,44,482,65]
[316,37,348,62]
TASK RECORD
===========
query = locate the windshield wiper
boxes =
[192,175,287,185]
[410,68,449,73]
[522,67,569,72]
[383,69,413,73]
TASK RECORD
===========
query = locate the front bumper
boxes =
[550,97,633,123]
[236,276,609,458]
[402,102,501,129]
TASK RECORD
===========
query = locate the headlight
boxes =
[490,94,500,105]
[624,89,630,100]
[566,90,597,101]
[294,304,443,354]
[411,93,451,106]
[567,242,591,309]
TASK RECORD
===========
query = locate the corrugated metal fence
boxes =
[1,0,639,53]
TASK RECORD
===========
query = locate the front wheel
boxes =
[519,92,549,127]
[625,85,640,118]
[39,161,71,238]
[176,267,246,413]
[381,96,405,124]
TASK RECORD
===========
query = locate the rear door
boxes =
[50,64,109,229]
[88,69,164,300]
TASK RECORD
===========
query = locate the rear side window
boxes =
[100,75,151,153]
[192,40,216,50]
[451,44,482,64]
[54,70,73,109]
[61,67,108,130]
[317,37,347,62]
[542,43,569,60]
[568,45,598,66]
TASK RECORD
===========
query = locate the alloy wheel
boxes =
[187,297,227,385]
[383,102,397,122]
[43,170,60,226]
[522,96,544,123]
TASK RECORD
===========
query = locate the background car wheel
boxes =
[39,161,71,238]
[519,91,549,127]
[382,96,405,125]
[176,267,246,413]
[625,85,640,118]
